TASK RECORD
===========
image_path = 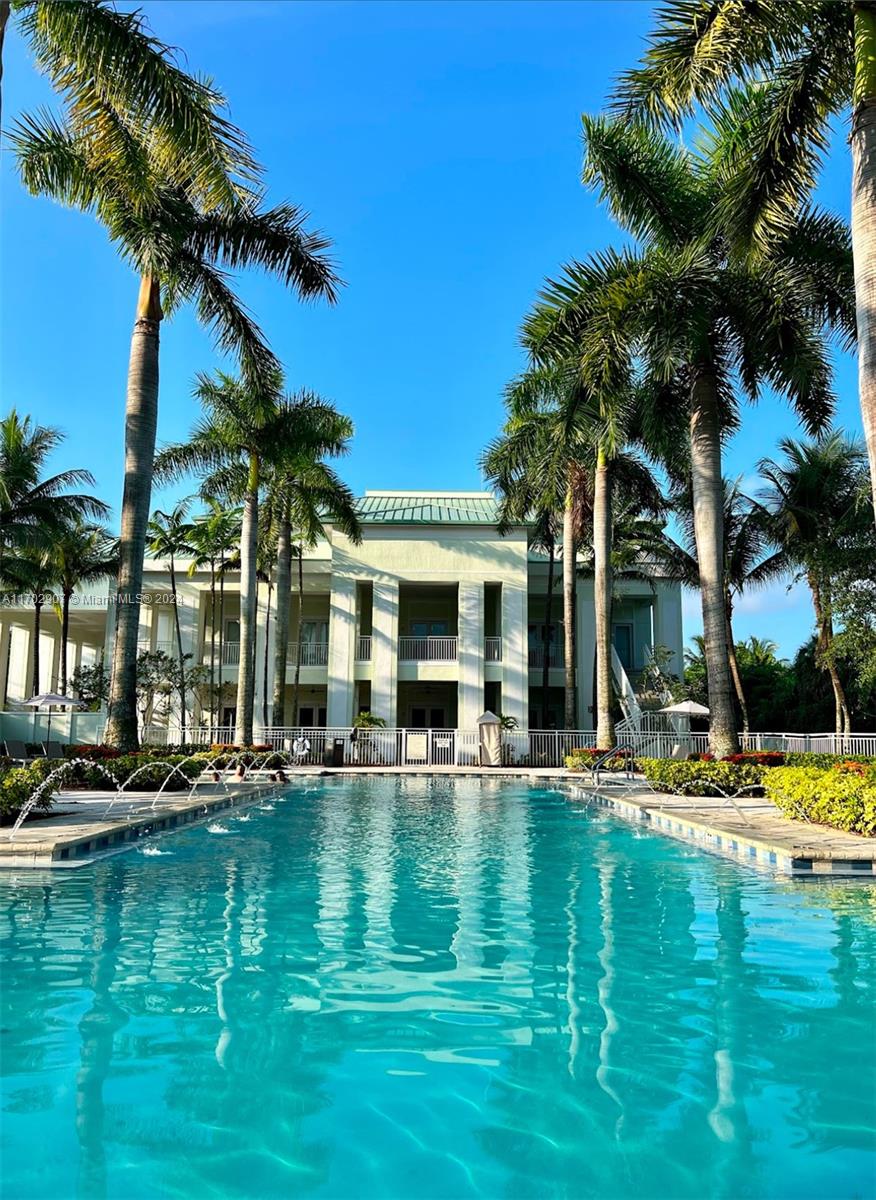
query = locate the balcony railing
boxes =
[484,637,502,662]
[528,645,563,669]
[399,636,458,662]
[221,641,241,666]
[290,642,328,667]
[355,635,372,661]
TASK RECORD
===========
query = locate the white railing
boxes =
[528,645,563,668]
[355,635,372,661]
[221,641,241,665]
[289,642,329,667]
[484,637,502,662]
[138,639,175,656]
[398,636,458,662]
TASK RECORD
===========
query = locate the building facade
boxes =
[0,492,683,735]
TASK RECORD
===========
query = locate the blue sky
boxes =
[1,1,862,658]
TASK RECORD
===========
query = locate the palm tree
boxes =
[155,375,358,745]
[758,432,870,736]
[147,500,194,738]
[481,368,593,732]
[49,520,117,695]
[187,499,241,731]
[264,451,361,728]
[0,411,108,573]
[528,117,852,754]
[658,480,786,733]
[11,20,340,750]
[614,4,876,520]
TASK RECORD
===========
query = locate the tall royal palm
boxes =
[659,480,786,733]
[147,501,194,738]
[759,433,870,736]
[529,117,851,754]
[50,520,117,696]
[11,15,340,750]
[187,499,241,730]
[614,2,876,520]
[156,375,358,745]
[482,366,602,733]
[265,445,361,729]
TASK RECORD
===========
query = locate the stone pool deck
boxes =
[0,768,874,877]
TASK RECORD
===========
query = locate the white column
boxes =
[0,622,10,707]
[576,579,595,730]
[501,582,528,730]
[653,581,684,680]
[101,601,115,714]
[327,575,356,727]
[371,579,399,726]
[169,585,200,735]
[457,580,484,729]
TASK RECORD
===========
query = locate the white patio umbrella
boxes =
[658,700,710,717]
[23,693,85,743]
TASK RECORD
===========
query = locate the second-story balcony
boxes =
[399,635,458,662]
[355,635,372,661]
[528,644,563,669]
[214,641,329,668]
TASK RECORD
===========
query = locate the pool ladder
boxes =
[589,745,637,790]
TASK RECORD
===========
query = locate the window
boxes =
[410,620,448,637]
[225,619,240,642]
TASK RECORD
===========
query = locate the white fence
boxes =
[4,712,876,764]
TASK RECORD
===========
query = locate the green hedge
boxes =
[638,758,768,796]
[0,760,55,822]
[783,752,876,769]
[63,754,204,791]
[764,766,876,836]
[565,750,634,773]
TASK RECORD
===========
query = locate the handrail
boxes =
[589,744,636,787]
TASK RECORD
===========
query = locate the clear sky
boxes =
[1,0,862,658]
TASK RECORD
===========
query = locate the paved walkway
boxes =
[1,769,874,876]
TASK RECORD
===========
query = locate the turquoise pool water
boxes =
[1,777,874,1200]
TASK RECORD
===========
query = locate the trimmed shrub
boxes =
[764,766,876,836]
[723,750,786,767]
[783,752,876,769]
[638,758,767,796]
[0,760,55,822]
[63,754,204,791]
[565,750,633,773]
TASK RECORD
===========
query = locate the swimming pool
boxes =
[1,777,874,1199]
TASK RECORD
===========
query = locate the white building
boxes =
[0,491,683,737]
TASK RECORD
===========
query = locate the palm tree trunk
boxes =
[291,546,304,726]
[852,3,876,524]
[105,275,162,750]
[725,603,749,735]
[809,572,852,738]
[169,554,186,740]
[262,579,272,728]
[235,453,259,745]
[272,505,292,726]
[562,493,576,730]
[689,367,739,756]
[209,560,216,731]
[594,449,615,749]
[60,587,72,697]
[541,534,556,727]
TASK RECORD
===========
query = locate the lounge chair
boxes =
[4,739,33,763]
[42,741,65,760]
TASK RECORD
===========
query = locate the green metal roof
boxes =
[356,492,504,525]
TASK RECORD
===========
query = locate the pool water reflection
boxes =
[1,777,874,1199]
